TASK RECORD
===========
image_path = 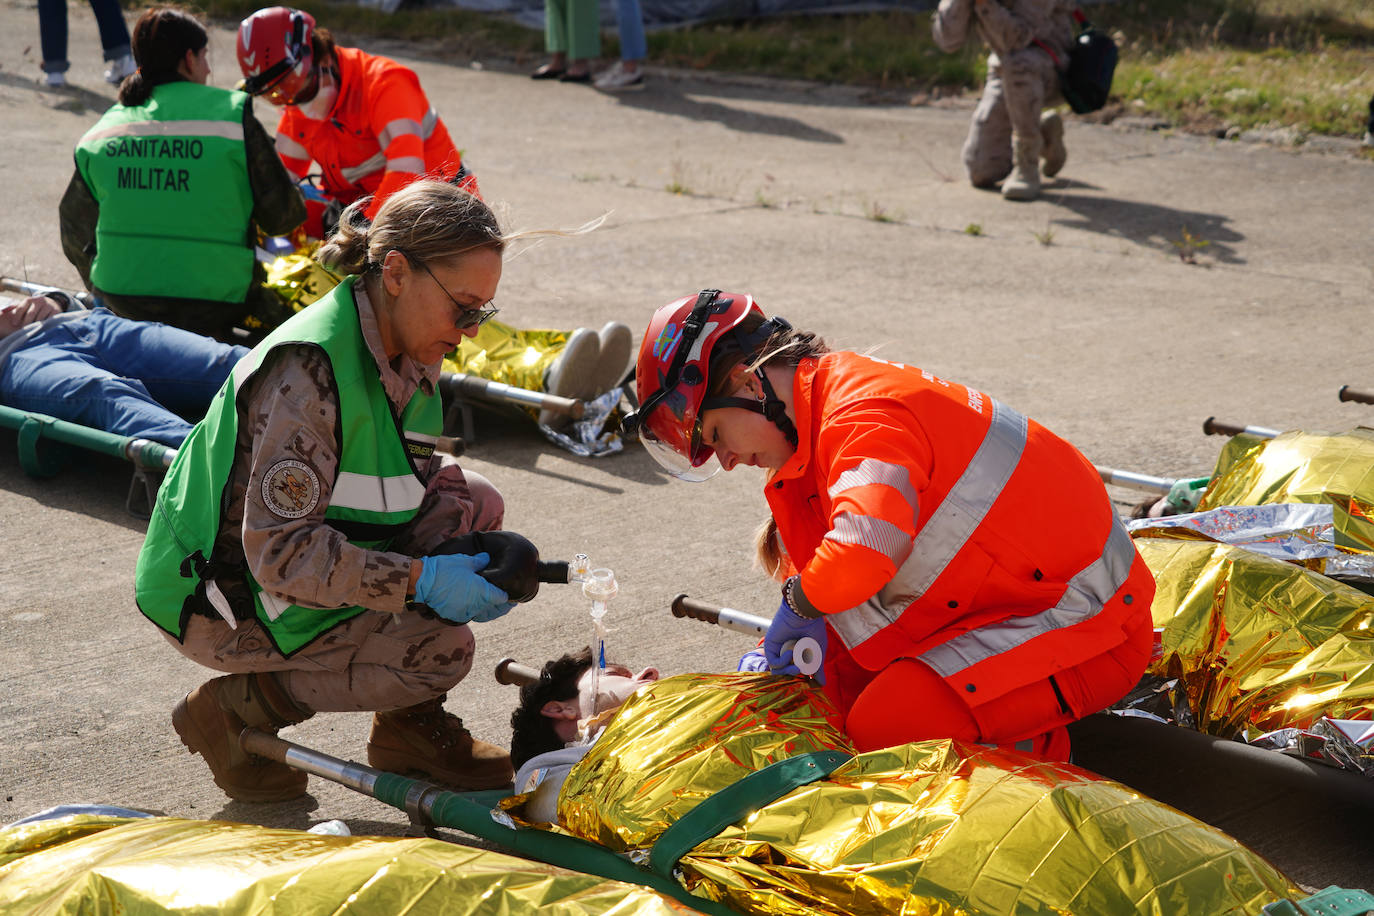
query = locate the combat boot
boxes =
[366,695,514,790]
[1040,110,1067,178]
[1001,136,1043,201]
[172,673,314,802]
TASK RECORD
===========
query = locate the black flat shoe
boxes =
[531,65,566,80]
[558,70,592,83]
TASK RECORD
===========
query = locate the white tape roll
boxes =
[789,636,823,676]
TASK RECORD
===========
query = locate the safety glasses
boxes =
[409,256,499,330]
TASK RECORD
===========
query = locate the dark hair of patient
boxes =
[119,6,207,107]
[509,647,594,769]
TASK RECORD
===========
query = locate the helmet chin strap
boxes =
[700,366,798,448]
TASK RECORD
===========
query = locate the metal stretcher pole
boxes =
[1095,466,1176,494]
[0,404,175,476]
[238,728,742,916]
[670,593,770,636]
[1202,417,1280,439]
[1338,386,1374,406]
[440,372,585,419]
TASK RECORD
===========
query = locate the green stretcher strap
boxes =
[647,749,853,878]
[1263,886,1374,916]
[372,773,746,916]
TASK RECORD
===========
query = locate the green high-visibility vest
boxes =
[135,277,444,656]
[74,81,255,304]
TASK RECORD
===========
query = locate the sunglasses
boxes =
[408,256,499,330]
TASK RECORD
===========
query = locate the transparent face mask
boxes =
[640,427,721,482]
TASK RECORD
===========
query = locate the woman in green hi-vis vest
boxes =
[60,6,305,342]
[136,180,539,802]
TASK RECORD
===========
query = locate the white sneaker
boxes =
[590,321,634,396]
[44,70,67,89]
[593,62,644,92]
[104,53,135,84]
[541,327,601,426]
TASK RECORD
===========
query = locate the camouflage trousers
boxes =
[962,46,1061,187]
[169,470,505,714]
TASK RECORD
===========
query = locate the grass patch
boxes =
[186,0,1373,139]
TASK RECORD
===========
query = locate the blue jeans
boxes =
[37,0,131,73]
[613,0,646,61]
[0,310,247,447]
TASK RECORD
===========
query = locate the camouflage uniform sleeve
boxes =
[244,101,307,238]
[932,0,974,53]
[239,345,417,613]
[389,453,476,557]
[974,0,1062,58]
[58,169,97,290]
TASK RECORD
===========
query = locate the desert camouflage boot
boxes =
[172,672,314,802]
[367,696,514,790]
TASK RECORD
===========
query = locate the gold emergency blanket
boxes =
[1136,534,1374,737]
[442,320,570,395]
[556,674,1297,916]
[262,248,344,313]
[1199,428,1374,551]
[0,815,694,915]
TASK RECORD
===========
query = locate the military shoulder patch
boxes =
[262,459,321,519]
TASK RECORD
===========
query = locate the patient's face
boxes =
[577,663,660,719]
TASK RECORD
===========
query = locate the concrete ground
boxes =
[2,0,1372,896]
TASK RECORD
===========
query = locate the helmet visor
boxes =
[640,426,720,482]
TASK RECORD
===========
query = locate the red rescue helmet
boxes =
[237,6,316,104]
[627,289,795,481]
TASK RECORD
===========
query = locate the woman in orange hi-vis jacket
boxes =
[235,6,479,236]
[625,290,1155,761]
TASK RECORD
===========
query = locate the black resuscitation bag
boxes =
[1059,9,1118,114]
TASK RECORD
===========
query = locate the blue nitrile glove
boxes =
[297,177,329,203]
[764,591,827,680]
[737,646,769,673]
[413,552,515,624]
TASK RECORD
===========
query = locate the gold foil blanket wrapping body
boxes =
[556,674,1297,915]
[0,815,697,915]
[1200,428,1374,551]
[1134,535,1374,739]
[442,321,570,396]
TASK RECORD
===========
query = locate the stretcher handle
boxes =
[671,593,722,625]
[441,372,586,419]
[1202,417,1279,439]
[1338,386,1374,405]
[495,657,541,686]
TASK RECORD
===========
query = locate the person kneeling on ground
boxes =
[60,6,305,342]
[136,181,545,803]
[932,0,1073,201]
[625,290,1156,762]
[0,294,247,446]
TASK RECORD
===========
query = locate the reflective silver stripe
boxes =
[828,458,918,509]
[408,431,438,447]
[332,471,425,513]
[919,517,1136,678]
[258,589,292,622]
[829,399,1027,651]
[378,116,422,149]
[82,119,245,144]
[385,155,425,174]
[341,152,387,184]
[275,133,310,160]
[826,512,913,566]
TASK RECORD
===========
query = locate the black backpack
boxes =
[1059,9,1118,114]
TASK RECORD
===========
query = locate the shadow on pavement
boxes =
[0,71,114,116]
[610,82,845,144]
[1045,191,1246,264]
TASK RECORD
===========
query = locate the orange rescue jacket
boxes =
[765,351,1154,707]
[273,46,477,218]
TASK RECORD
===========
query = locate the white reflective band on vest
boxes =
[341,152,387,184]
[918,518,1135,677]
[824,458,919,565]
[378,109,438,148]
[82,119,245,144]
[829,398,1027,650]
[275,133,310,160]
[385,156,425,174]
[331,470,425,513]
